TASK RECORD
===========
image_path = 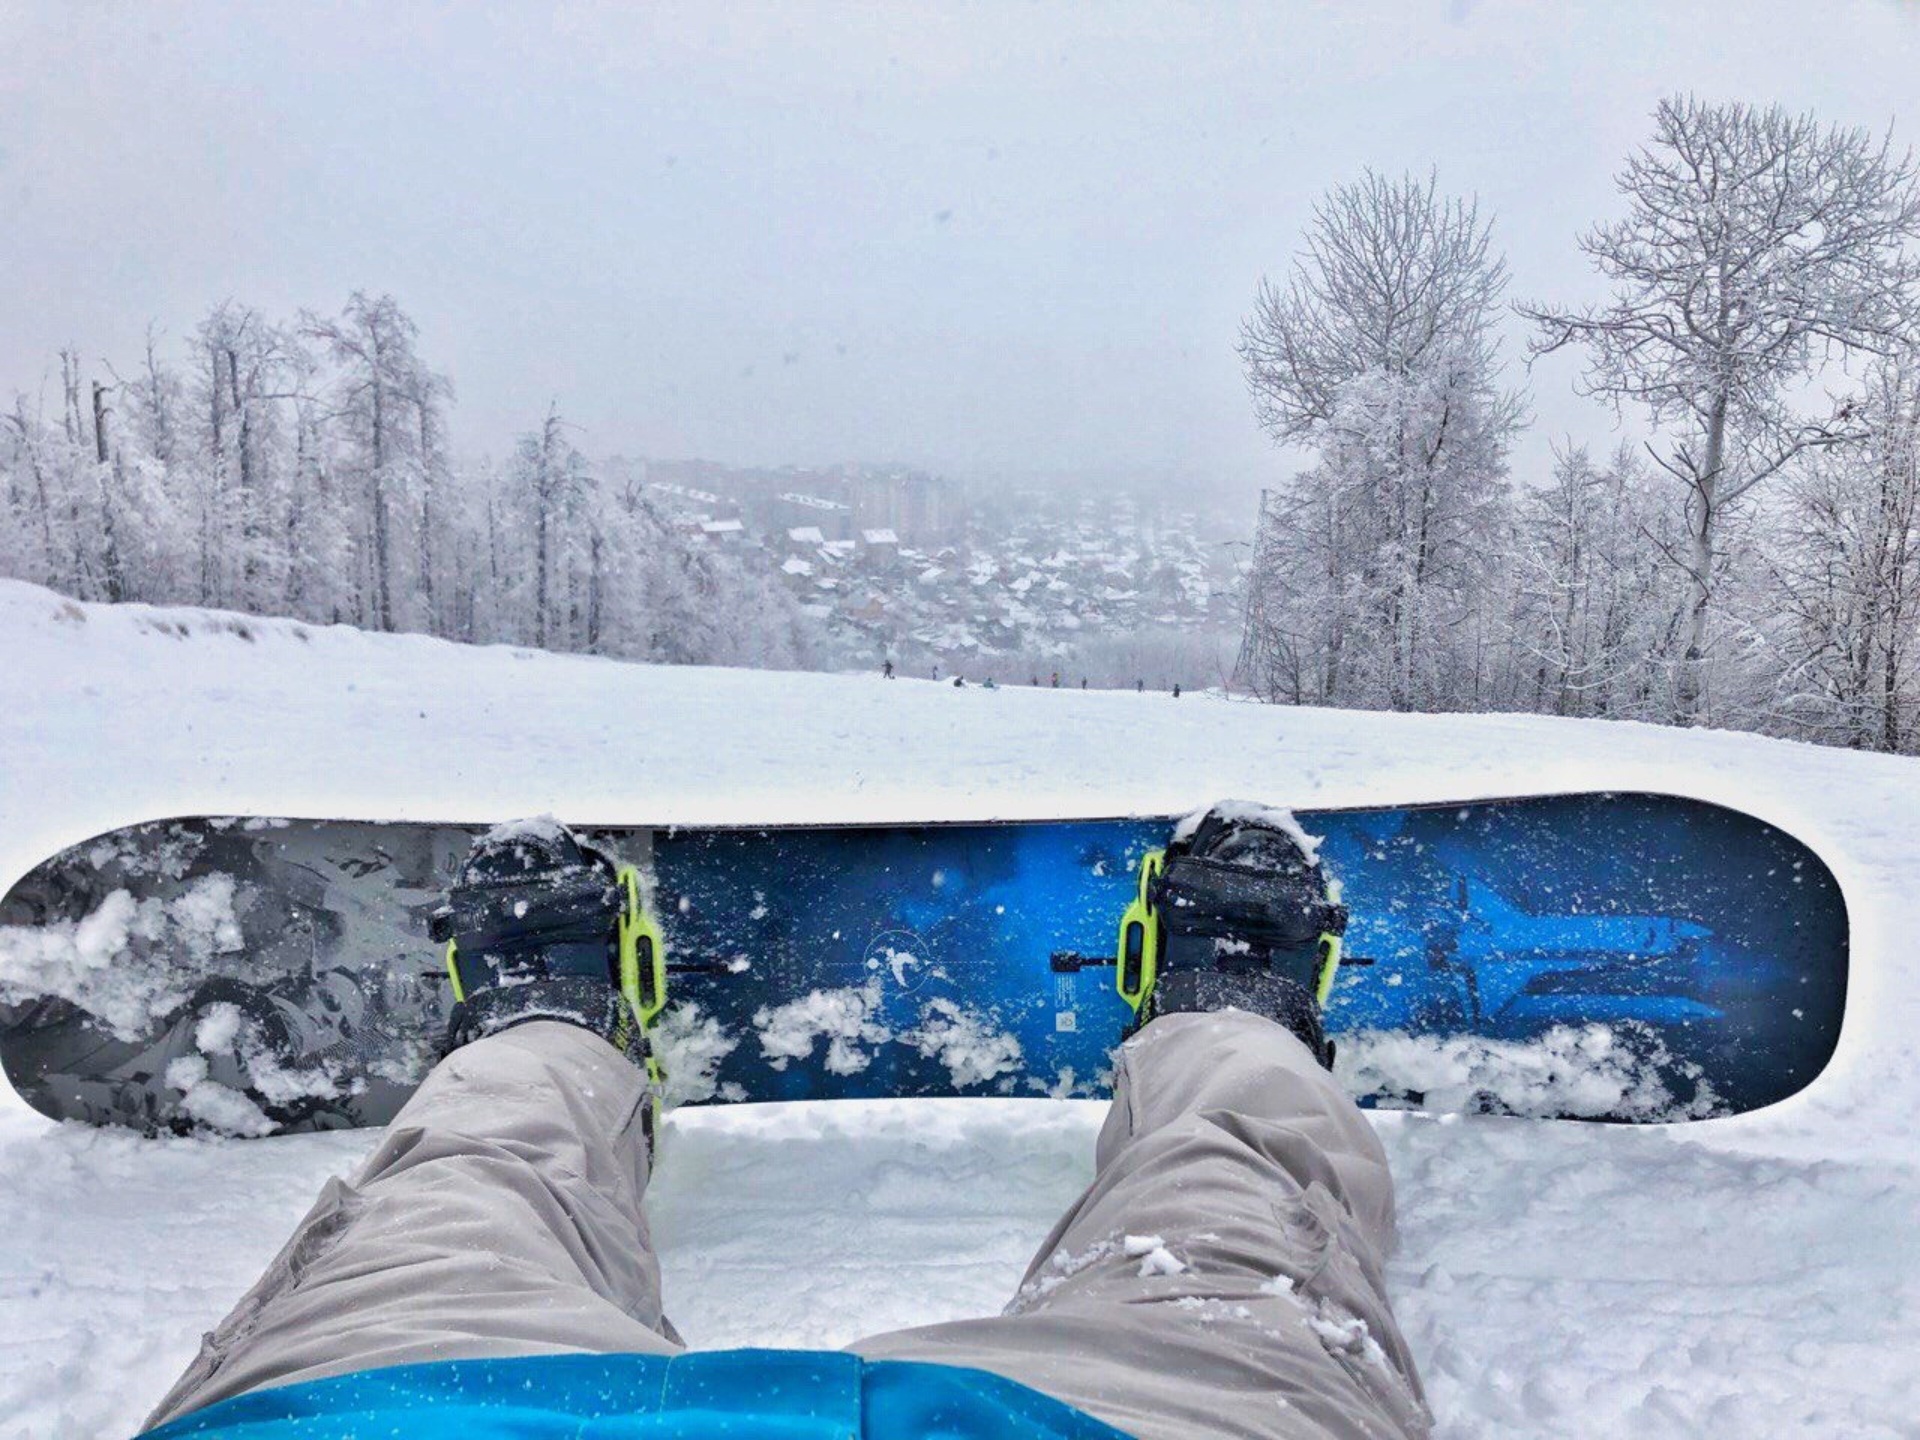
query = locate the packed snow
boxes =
[648,1001,744,1106]
[753,980,893,1076]
[0,874,242,1038]
[1335,1023,1723,1123]
[1124,1235,1190,1279]
[906,998,1024,1090]
[1,578,1918,1437]
[746,982,1024,1090]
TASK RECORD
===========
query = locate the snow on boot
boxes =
[1125,803,1348,1068]
[429,818,652,1064]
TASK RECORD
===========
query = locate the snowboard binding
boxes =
[429,821,668,1085]
[1116,806,1348,1067]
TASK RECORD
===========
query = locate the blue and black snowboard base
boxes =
[0,794,1847,1134]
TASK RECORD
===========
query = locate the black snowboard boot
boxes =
[1133,805,1347,1069]
[429,819,649,1065]
[1144,968,1333,1068]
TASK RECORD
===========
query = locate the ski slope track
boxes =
[0,577,1913,1438]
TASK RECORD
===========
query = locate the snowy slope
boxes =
[0,577,1915,1438]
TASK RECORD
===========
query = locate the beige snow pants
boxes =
[145,1013,1431,1439]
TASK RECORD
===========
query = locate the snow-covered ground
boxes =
[1,577,1915,1438]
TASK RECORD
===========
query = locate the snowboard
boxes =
[0,794,1847,1136]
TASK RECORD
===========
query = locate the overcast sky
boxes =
[6,1,1920,503]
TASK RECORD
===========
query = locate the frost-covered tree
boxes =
[1522,95,1920,724]
[0,295,830,675]
[411,363,456,636]
[1511,443,1690,719]
[1,396,65,590]
[0,358,131,606]
[111,329,200,602]
[1762,356,1920,749]
[188,303,305,611]
[1235,481,1352,705]
[1237,170,1523,710]
[501,406,592,649]
[301,293,446,632]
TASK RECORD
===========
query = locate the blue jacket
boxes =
[140,1349,1134,1439]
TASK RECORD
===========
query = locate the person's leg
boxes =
[850,1010,1431,1440]
[143,1021,677,1432]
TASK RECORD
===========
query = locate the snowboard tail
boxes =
[0,794,1848,1134]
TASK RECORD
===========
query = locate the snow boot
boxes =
[1119,804,1348,1069]
[428,820,664,1068]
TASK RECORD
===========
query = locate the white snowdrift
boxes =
[0,578,1916,1438]
[0,874,243,1037]
[1336,1023,1723,1122]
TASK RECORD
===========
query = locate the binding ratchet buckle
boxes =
[617,864,669,1031]
[1115,848,1166,1014]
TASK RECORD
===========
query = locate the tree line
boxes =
[1236,95,1920,754]
[0,293,822,670]
[8,93,1920,756]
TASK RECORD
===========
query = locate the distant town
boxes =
[628,459,1249,685]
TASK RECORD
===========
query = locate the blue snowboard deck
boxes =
[0,794,1848,1132]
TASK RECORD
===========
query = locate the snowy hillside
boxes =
[1,578,1916,1438]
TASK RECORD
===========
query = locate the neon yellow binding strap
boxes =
[444,939,465,1003]
[1314,876,1345,1006]
[616,865,669,1029]
[616,865,671,1102]
[1314,932,1342,1005]
[1115,848,1165,1013]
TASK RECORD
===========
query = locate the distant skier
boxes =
[882,659,894,679]
[139,816,1431,1440]
[982,676,997,690]
[1080,677,1087,690]
[1031,675,1040,686]
[952,675,965,688]
[1051,671,1060,688]
[1172,683,1181,698]
[1135,678,1144,693]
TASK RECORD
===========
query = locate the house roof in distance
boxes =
[779,491,849,512]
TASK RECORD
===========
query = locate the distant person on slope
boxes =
[139,816,1432,1440]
